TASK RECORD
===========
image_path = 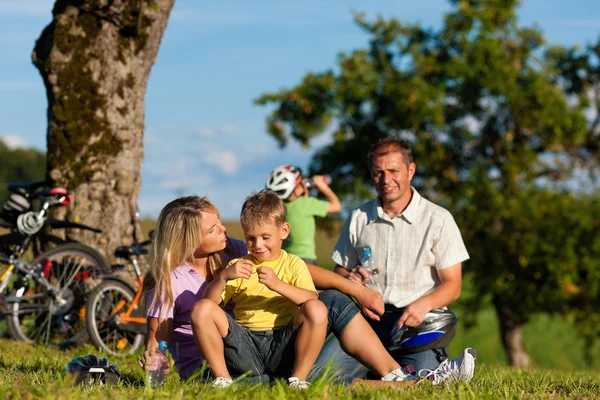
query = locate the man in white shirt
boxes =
[329,136,469,372]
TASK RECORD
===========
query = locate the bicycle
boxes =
[0,185,111,345]
[86,237,152,356]
[0,181,104,258]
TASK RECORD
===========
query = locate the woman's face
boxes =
[197,210,227,254]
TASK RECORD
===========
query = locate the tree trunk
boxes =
[32,0,174,259]
[494,298,532,368]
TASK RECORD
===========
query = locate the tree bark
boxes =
[494,298,532,368]
[32,0,174,259]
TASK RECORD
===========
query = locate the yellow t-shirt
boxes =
[221,250,317,331]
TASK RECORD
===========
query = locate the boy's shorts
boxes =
[223,313,298,377]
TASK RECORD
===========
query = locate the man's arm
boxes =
[396,263,462,328]
[308,263,384,320]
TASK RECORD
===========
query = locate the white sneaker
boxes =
[418,348,477,385]
[381,367,411,382]
[212,377,233,388]
[288,377,310,390]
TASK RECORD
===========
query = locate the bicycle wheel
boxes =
[86,279,145,356]
[6,243,110,345]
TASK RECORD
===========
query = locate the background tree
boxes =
[0,141,46,202]
[33,0,174,258]
[256,0,600,367]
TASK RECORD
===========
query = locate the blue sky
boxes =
[1,0,599,220]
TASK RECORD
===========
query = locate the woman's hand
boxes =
[224,259,254,280]
[138,346,174,374]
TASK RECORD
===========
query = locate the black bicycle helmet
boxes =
[389,308,457,354]
[64,354,121,386]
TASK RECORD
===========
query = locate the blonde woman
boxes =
[139,196,250,381]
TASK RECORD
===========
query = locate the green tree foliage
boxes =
[256,0,600,365]
[0,140,46,203]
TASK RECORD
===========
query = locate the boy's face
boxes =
[242,221,290,263]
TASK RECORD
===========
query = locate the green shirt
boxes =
[283,196,329,260]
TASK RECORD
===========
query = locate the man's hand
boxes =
[353,285,384,321]
[224,259,254,280]
[257,267,281,291]
[347,266,370,284]
[396,298,432,330]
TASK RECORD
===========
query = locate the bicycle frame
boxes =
[0,259,60,305]
[113,257,147,326]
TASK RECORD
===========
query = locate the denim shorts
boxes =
[318,289,362,337]
[222,313,298,377]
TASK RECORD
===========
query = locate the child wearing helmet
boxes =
[265,165,341,264]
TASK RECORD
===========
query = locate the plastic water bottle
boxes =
[304,175,331,189]
[360,247,383,292]
[147,341,169,387]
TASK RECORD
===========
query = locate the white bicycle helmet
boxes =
[266,165,302,200]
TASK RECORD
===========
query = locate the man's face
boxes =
[243,221,290,263]
[370,150,416,206]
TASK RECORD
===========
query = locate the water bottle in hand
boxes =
[147,341,169,387]
[360,247,383,292]
[304,174,331,189]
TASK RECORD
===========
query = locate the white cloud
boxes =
[0,135,28,149]
[205,151,239,174]
[144,132,162,145]
[159,175,211,190]
[195,127,215,137]
[220,123,236,135]
[192,124,237,138]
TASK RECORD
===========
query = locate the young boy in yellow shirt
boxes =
[193,190,327,389]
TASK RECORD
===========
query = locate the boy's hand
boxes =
[353,285,384,321]
[224,259,254,280]
[256,267,281,290]
[311,175,329,191]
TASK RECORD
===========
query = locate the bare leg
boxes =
[338,313,400,377]
[190,299,231,379]
[291,299,328,380]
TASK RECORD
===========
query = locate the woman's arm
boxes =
[138,317,173,372]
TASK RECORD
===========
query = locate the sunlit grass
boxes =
[0,339,598,399]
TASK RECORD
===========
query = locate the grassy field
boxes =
[0,339,598,400]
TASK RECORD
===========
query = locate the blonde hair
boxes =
[240,190,286,228]
[142,196,227,316]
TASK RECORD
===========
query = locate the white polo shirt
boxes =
[331,188,469,308]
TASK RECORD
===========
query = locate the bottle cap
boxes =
[362,247,371,257]
[158,341,168,351]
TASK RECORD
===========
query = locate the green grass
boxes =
[0,339,598,399]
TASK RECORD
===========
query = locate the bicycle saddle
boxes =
[114,245,149,259]
[7,181,49,194]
